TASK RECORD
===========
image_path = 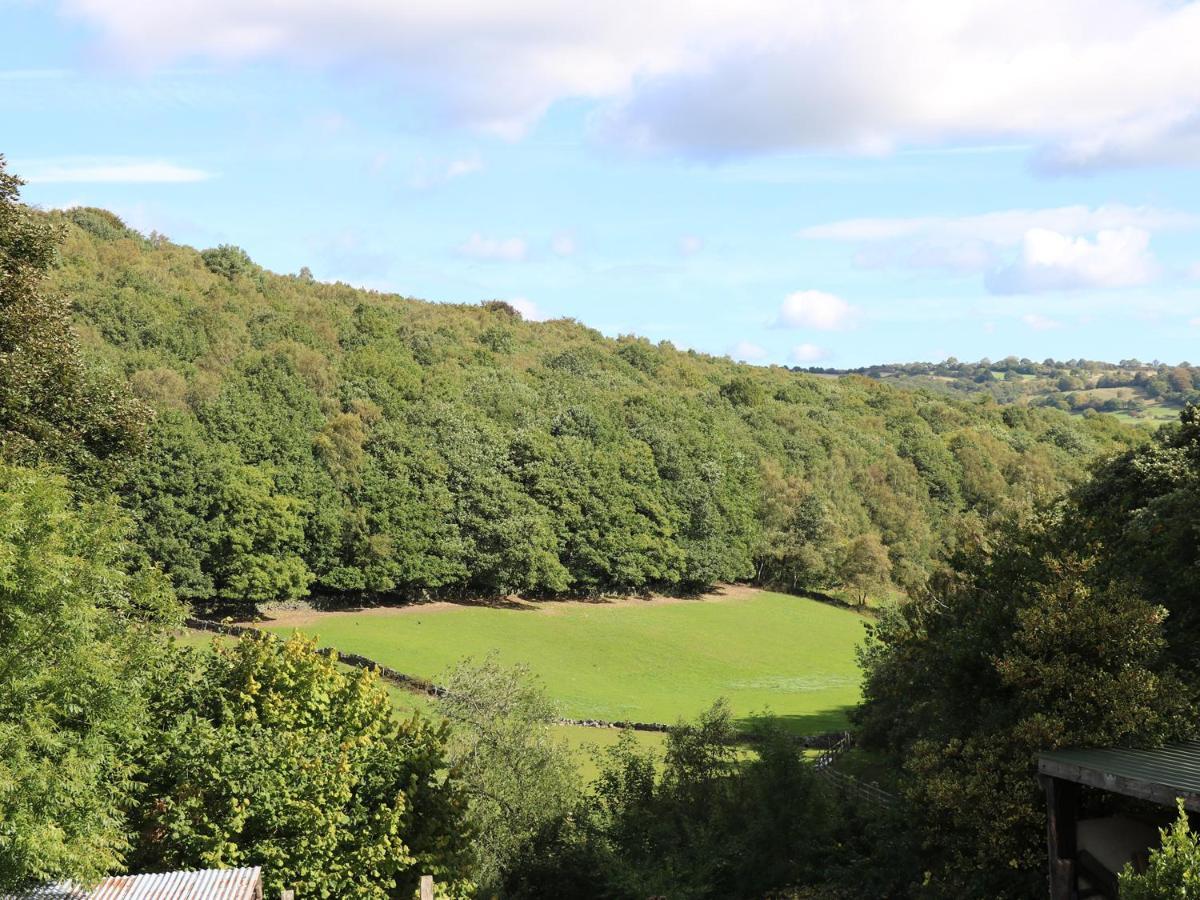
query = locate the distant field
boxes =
[255,588,867,734]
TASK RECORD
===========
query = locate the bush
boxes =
[1119,800,1200,900]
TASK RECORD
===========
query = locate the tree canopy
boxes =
[39,199,1140,610]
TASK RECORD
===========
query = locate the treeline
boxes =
[805,356,1200,410]
[51,207,1137,610]
[854,407,1200,896]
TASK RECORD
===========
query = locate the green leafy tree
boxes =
[857,518,1192,897]
[0,465,176,889]
[28,177,1138,609]
[438,657,579,891]
[0,156,148,485]
[837,533,892,606]
[509,701,832,900]
[129,632,474,898]
[1119,800,1200,900]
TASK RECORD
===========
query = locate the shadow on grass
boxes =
[734,708,857,739]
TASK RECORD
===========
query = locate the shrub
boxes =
[1119,800,1200,900]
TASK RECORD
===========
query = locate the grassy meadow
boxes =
[256,588,867,734]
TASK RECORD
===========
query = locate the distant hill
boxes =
[799,357,1197,426]
[48,206,1145,610]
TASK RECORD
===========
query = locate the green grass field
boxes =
[259,590,867,734]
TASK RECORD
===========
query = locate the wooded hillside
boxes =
[49,207,1140,609]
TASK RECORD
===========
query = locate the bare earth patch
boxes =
[248,583,765,628]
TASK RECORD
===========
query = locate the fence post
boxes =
[280,891,294,900]
[419,875,434,900]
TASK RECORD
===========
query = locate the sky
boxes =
[4,1,1200,368]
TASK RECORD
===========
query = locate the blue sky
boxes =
[5,1,1200,367]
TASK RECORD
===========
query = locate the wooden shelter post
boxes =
[1041,774,1079,900]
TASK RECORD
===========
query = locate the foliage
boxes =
[857,509,1194,897]
[0,465,176,889]
[29,193,1138,608]
[503,701,833,899]
[438,656,579,891]
[0,157,149,487]
[128,632,474,898]
[1118,800,1200,900]
[1072,405,1200,671]
[806,355,1200,421]
[836,532,892,606]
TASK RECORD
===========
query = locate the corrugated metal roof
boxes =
[1039,740,1200,811]
[0,885,88,900]
[3,869,262,900]
[90,868,261,900]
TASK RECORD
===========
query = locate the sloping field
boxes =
[259,588,867,733]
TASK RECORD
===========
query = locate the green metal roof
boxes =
[1038,740,1200,811]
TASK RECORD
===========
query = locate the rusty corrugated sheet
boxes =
[3,867,262,900]
[91,868,261,900]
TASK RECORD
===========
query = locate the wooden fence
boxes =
[812,730,897,808]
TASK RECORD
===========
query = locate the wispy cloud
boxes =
[728,340,767,361]
[457,232,527,262]
[1022,313,1063,331]
[801,205,1197,245]
[550,232,577,257]
[802,204,1189,294]
[0,69,71,80]
[18,158,213,184]
[791,343,829,363]
[409,153,484,190]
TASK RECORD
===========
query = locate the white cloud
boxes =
[410,153,483,189]
[679,235,704,256]
[445,155,483,179]
[777,290,856,330]
[18,158,212,183]
[728,340,767,361]
[987,227,1158,294]
[551,232,577,257]
[457,232,527,262]
[791,343,829,363]
[508,297,546,321]
[58,0,1200,167]
[1022,313,1062,331]
[801,205,1196,245]
[1190,316,1200,327]
[0,69,71,80]
[804,204,1185,292]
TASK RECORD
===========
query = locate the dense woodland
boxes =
[4,156,1200,898]
[49,205,1138,610]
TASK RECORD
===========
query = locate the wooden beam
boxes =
[1042,774,1079,900]
[1038,758,1200,812]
